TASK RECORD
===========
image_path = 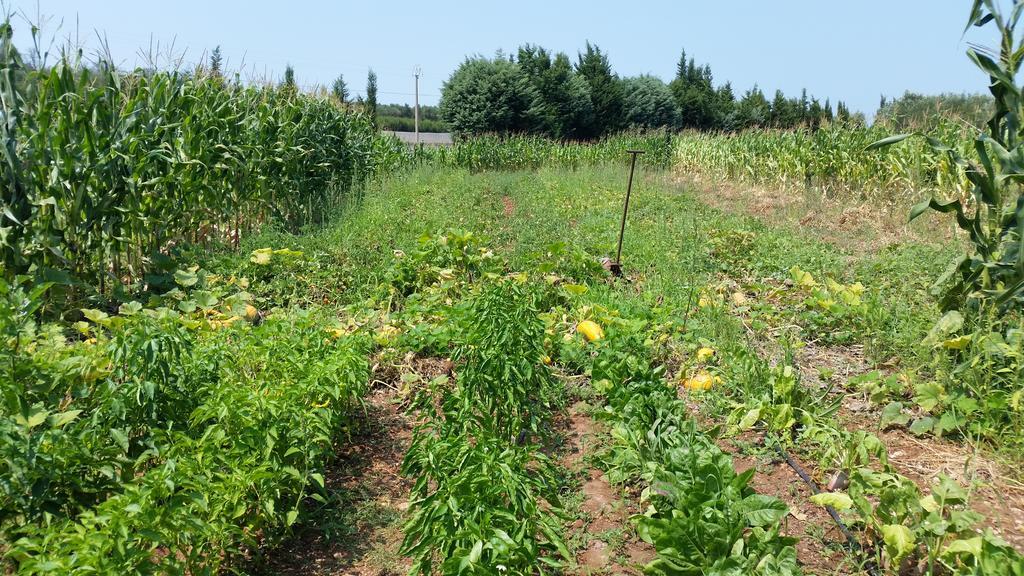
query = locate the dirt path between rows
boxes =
[562,401,655,575]
[717,436,867,575]
[793,342,1024,552]
[253,386,412,576]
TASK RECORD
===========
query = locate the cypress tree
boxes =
[575,42,624,137]
[808,98,823,131]
[281,64,296,95]
[670,49,719,130]
[366,69,378,126]
[836,100,851,124]
[332,74,348,103]
[209,46,223,78]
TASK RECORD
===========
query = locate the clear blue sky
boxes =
[8,1,991,115]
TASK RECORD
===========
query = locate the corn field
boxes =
[674,121,974,203]
[0,22,400,297]
[406,131,675,172]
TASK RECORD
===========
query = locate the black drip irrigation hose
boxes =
[773,444,882,576]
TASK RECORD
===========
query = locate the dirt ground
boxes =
[253,385,412,576]
[562,400,655,575]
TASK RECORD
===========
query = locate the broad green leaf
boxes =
[809,492,853,511]
[81,308,109,324]
[250,248,273,265]
[48,410,82,428]
[737,407,761,430]
[942,536,983,558]
[866,133,912,150]
[738,494,788,527]
[468,540,483,563]
[119,301,143,316]
[909,417,936,436]
[914,381,946,411]
[110,428,130,452]
[880,402,910,428]
[194,291,219,309]
[562,283,588,296]
[17,407,49,429]
[880,524,916,562]
[925,311,964,345]
[174,269,199,287]
[919,495,939,513]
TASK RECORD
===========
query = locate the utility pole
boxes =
[413,66,421,145]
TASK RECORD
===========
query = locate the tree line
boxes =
[439,43,863,139]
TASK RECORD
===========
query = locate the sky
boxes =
[6,1,994,116]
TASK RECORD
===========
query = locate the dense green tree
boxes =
[517,45,594,139]
[737,85,770,128]
[770,90,788,127]
[366,69,378,125]
[332,74,348,103]
[439,56,535,136]
[282,64,295,91]
[808,97,823,130]
[670,50,718,130]
[209,46,223,78]
[768,89,807,128]
[431,42,844,137]
[836,100,851,124]
[715,82,738,130]
[575,42,624,137]
[621,75,680,130]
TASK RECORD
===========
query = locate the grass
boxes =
[12,161,1016,574]
[193,163,1022,570]
[220,165,948,363]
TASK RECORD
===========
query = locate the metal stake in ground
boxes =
[610,149,644,277]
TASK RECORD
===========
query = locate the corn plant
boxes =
[675,121,971,205]
[0,19,396,305]
[870,0,1024,313]
[405,130,675,172]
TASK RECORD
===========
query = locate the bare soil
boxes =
[563,401,655,575]
[252,385,412,576]
[716,432,866,576]
[502,195,516,218]
[795,342,1024,552]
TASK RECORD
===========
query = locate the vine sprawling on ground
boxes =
[2,2,1024,575]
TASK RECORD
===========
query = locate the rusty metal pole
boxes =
[611,150,644,276]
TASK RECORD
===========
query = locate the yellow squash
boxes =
[683,370,717,391]
[577,320,604,342]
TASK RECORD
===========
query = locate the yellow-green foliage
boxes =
[674,121,971,203]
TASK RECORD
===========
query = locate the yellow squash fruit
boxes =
[696,347,715,362]
[683,370,715,391]
[577,320,604,342]
[244,304,259,322]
